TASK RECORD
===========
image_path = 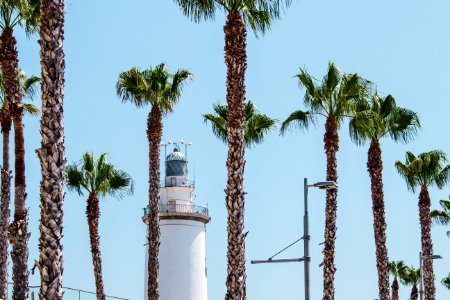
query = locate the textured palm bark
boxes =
[367,139,390,300]
[419,187,435,300]
[322,117,338,300]
[411,285,418,300]
[224,11,247,300]
[36,1,65,299]
[147,107,162,300]
[86,193,105,300]
[0,26,29,300]
[391,279,399,300]
[0,119,11,300]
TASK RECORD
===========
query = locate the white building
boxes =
[143,146,210,300]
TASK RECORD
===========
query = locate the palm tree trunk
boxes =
[147,107,162,300]
[36,1,65,299]
[0,26,29,300]
[367,139,390,300]
[0,119,11,300]
[86,193,105,300]
[322,116,338,300]
[224,10,247,300]
[411,285,419,300]
[36,0,66,300]
[419,187,435,300]
[391,279,399,300]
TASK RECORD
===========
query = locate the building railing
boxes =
[160,180,195,188]
[7,283,129,300]
[143,203,209,218]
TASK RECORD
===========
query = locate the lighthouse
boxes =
[143,144,210,300]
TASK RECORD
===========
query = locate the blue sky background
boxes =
[9,0,450,299]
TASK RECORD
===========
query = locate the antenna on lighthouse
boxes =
[180,139,192,161]
[161,140,173,178]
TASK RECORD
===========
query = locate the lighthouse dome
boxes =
[166,148,188,177]
[166,148,186,161]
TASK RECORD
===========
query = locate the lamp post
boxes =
[251,178,337,300]
[419,252,442,300]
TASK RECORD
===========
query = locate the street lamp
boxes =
[419,251,442,300]
[251,178,337,300]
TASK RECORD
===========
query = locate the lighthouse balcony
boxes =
[161,179,195,188]
[143,203,210,223]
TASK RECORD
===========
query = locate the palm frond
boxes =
[174,0,217,22]
[22,103,39,116]
[395,160,418,192]
[431,209,450,226]
[21,74,41,100]
[280,110,313,135]
[203,109,228,144]
[442,273,450,290]
[65,163,84,196]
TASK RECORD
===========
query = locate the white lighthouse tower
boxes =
[143,143,210,300]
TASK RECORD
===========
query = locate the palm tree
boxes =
[431,196,450,237]
[395,150,450,300]
[0,70,39,299]
[389,260,406,300]
[0,1,39,298]
[116,64,192,300]
[349,93,420,300]
[35,0,65,298]
[65,152,133,300]
[174,1,292,298]
[442,273,450,290]
[399,265,420,300]
[281,63,370,299]
[203,100,277,148]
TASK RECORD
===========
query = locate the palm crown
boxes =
[203,100,277,147]
[0,70,40,116]
[280,63,371,133]
[116,63,192,114]
[399,266,420,287]
[349,93,420,145]
[174,0,292,34]
[395,150,450,192]
[65,152,134,199]
[389,260,406,280]
[0,0,40,33]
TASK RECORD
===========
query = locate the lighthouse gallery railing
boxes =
[144,204,209,218]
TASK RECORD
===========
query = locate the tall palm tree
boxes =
[389,260,406,300]
[65,152,134,300]
[0,1,39,298]
[0,70,39,299]
[395,150,450,300]
[203,100,277,148]
[281,63,370,299]
[116,64,192,300]
[174,1,291,298]
[431,196,450,237]
[349,93,420,300]
[399,266,420,300]
[35,0,65,298]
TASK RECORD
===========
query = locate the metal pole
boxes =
[419,251,424,300]
[304,178,310,300]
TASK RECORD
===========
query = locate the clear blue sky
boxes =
[11,0,450,299]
